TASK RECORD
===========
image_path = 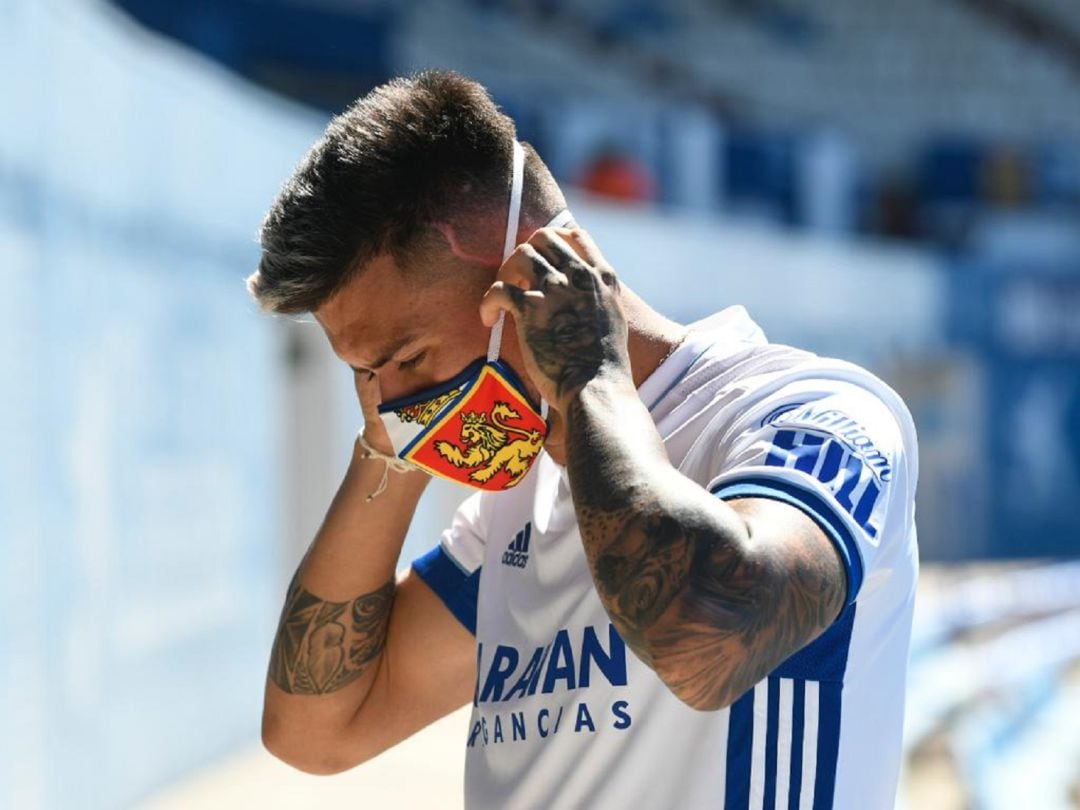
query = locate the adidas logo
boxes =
[501,522,532,569]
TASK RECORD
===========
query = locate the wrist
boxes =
[357,424,395,457]
[557,363,636,415]
[351,433,429,500]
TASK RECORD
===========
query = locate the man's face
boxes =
[313,252,571,465]
[314,253,492,402]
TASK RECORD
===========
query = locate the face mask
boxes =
[377,141,573,490]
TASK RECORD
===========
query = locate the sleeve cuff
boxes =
[711,476,864,605]
[411,545,481,635]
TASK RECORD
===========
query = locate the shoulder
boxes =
[720,359,918,478]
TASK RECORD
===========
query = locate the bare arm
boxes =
[261,377,476,774]
[565,377,846,711]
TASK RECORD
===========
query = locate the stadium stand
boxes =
[958,0,1080,76]
[623,0,1080,168]
[904,562,1080,808]
[112,0,1080,250]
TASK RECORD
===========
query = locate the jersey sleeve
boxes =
[410,491,489,635]
[708,379,916,606]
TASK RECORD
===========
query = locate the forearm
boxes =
[566,378,846,710]
[565,377,752,659]
[264,438,428,738]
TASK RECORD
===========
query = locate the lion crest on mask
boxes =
[434,402,543,487]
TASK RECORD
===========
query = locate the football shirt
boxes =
[414,306,919,810]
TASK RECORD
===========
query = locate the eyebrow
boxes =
[348,335,416,374]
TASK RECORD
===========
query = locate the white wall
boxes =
[1,2,324,808]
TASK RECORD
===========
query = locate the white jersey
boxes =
[412,306,919,810]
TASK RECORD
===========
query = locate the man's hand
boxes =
[479,227,633,412]
[354,368,399,456]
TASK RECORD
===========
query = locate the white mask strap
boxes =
[546,209,575,229]
[487,140,526,363]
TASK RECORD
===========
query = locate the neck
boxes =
[620,285,688,389]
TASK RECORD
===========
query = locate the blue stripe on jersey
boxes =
[773,603,857,682]
[813,682,844,810]
[411,545,481,635]
[725,687,755,809]
[763,676,782,810]
[788,680,806,810]
[713,478,864,604]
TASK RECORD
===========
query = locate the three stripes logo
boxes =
[501,522,532,569]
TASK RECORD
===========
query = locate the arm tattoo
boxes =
[583,502,843,708]
[568,397,845,709]
[268,576,395,695]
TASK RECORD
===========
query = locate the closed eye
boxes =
[397,351,426,371]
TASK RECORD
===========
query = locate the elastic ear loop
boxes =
[487,140,524,364]
[546,209,575,229]
[488,141,550,421]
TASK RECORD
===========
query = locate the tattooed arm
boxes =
[483,226,846,711]
[565,379,846,710]
[261,374,476,774]
[267,576,394,696]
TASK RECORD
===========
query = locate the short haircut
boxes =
[248,70,561,314]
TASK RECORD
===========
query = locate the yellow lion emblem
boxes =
[434,402,543,487]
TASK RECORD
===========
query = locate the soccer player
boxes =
[250,71,918,810]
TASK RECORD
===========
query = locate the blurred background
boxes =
[4,0,1080,807]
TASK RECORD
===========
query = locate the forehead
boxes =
[313,253,479,365]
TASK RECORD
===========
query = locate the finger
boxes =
[354,369,384,417]
[498,242,564,292]
[528,228,590,275]
[553,227,604,267]
[551,227,618,291]
[530,229,601,293]
[354,370,396,452]
[479,280,543,326]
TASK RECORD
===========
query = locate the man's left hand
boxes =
[479,227,633,412]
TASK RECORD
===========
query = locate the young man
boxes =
[249,71,919,809]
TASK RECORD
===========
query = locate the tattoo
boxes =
[517,241,627,401]
[524,301,612,400]
[568,399,845,710]
[581,499,843,707]
[268,575,395,695]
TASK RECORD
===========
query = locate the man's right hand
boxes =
[260,370,476,775]
[354,369,398,457]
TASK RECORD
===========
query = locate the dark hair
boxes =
[248,70,559,314]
